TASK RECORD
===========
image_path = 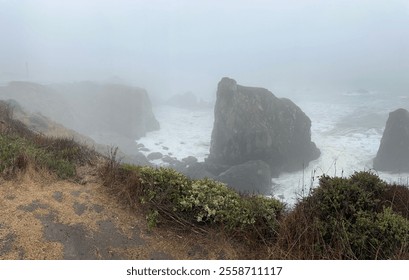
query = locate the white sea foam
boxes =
[137,105,214,161]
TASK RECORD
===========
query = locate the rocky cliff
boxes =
[0,81,159,155]
[54,82,160,140]
[208,77,320,176]
[373,108,409,173]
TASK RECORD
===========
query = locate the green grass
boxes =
[0,134,76,178]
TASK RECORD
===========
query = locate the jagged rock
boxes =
[182,156,198,165]
[216,160,272,195]
[162,155,178,164]
[147,152,163,161]
[373,108,409,172]
[208,77,320,176]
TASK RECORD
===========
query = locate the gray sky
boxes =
[1,0,408,98]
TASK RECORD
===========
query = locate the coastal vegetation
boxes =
[1,101,408,259]
[102,155,409,259]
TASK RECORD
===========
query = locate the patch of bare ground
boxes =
[0,163,245,259]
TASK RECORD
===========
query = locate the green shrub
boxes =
[175,178,283,231]
[146,209,160,230]
[137,166,191,205]
[351,207,409,259]
[104,164,284,241]
[285,171,409,259]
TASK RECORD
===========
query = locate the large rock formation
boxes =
[207,77,320,176]
[0,81,159,155]
[373,108,409,173]
[216,160,272,194]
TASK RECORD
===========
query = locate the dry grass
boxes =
[383,184,409,219]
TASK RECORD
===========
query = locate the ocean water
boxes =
[138,93,409,206]
[136,106,214,163]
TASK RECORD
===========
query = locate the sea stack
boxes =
[207,77,320,181]
[373,108,409,173]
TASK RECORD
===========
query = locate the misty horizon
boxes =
[1,0,408,99]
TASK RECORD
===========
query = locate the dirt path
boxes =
[0,166,239,260]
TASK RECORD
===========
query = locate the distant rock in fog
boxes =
[165,91,213,110]
[373,108,409,173]
[0,81,159,155]
[207,77,320,178]
[61,82,160,140]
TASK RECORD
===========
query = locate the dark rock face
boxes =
[373,108,409,173]
[208,77,320,175]
[216,160,272,195]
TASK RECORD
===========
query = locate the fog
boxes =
[1,0,408,99]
